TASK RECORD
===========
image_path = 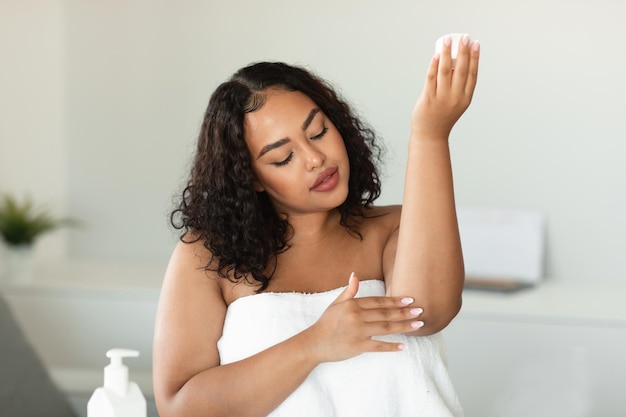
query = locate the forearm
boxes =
[161,329,319,417]
[387,136,464,334]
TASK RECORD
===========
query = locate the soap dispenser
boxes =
[87,348,147,417]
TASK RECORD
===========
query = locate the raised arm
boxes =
[384,34,480,335]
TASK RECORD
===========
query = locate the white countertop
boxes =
[460,280,626,327]
[0,260,166,298]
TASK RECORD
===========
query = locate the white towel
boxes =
[218,279,464,417]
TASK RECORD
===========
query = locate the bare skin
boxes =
[387,34,480,334]
[153,35,480,417]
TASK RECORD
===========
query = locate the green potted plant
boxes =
[0,193,78,282]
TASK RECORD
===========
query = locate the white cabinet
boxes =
[444,282,626,417]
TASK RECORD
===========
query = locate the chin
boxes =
[330,185,350,209]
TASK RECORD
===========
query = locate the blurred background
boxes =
[2,0,625,283]
[1,1,625,416]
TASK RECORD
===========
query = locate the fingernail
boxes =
[349,272,355,282]
[410,308,423,316]
[444,36,451,47]
[400,297,414,305]
[472,40,480,51]
[462,34,470,46]
[411,321,425,329]
[397,343,406,351]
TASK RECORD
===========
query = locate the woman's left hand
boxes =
[411,34,480,141]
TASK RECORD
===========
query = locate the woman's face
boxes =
[244,88,350,216]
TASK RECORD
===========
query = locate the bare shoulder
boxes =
[160,238,224,301]
[153,239,226,399]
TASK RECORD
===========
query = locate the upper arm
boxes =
[382,226,399,297]
[152,240,226,407]
[380,205,463,335]
[380,206,401,296]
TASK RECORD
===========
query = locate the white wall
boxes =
[2,0,625,283]
[0,0,68,262]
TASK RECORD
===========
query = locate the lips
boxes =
[310,167,339,191]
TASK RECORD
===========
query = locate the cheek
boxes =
[255,170,297,196]
[330,134,349,162]
[249,157,292,195]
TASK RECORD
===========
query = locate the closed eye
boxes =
[273,152,294,167]
[311,125,328,140]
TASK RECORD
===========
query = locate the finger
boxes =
[422,53,440,98]
[451,34,471,92]
[362,319,425,338]
[436,35,454,93]
[354,295,415,309]
[361,339,407,353]
[359,306,424,323]
[331,272,359,304]
[464,40,480,97]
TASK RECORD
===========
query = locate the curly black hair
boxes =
[171,62,384,291]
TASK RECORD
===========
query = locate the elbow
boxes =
[155,391,202,417]
[154,394,173,417]
[154,380,196,417]
[407,294,462,336]
[154,386,181,417]
[434,294,463,333]
[155,378,227,417]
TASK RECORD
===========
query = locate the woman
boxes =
[154,34,480,417]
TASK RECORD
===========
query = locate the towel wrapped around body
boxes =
[217,279,464,417]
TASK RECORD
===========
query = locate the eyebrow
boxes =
[257,138,290,159]
[301,108,321,131]
[256,108,321,159]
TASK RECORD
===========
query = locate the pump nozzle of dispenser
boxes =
[104,349,139,397]
[88,348,146,417]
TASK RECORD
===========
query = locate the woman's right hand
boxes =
[306,273,425,363]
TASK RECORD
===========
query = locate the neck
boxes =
[286,209,343,246]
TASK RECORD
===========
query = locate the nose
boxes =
[303,142,325,171]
